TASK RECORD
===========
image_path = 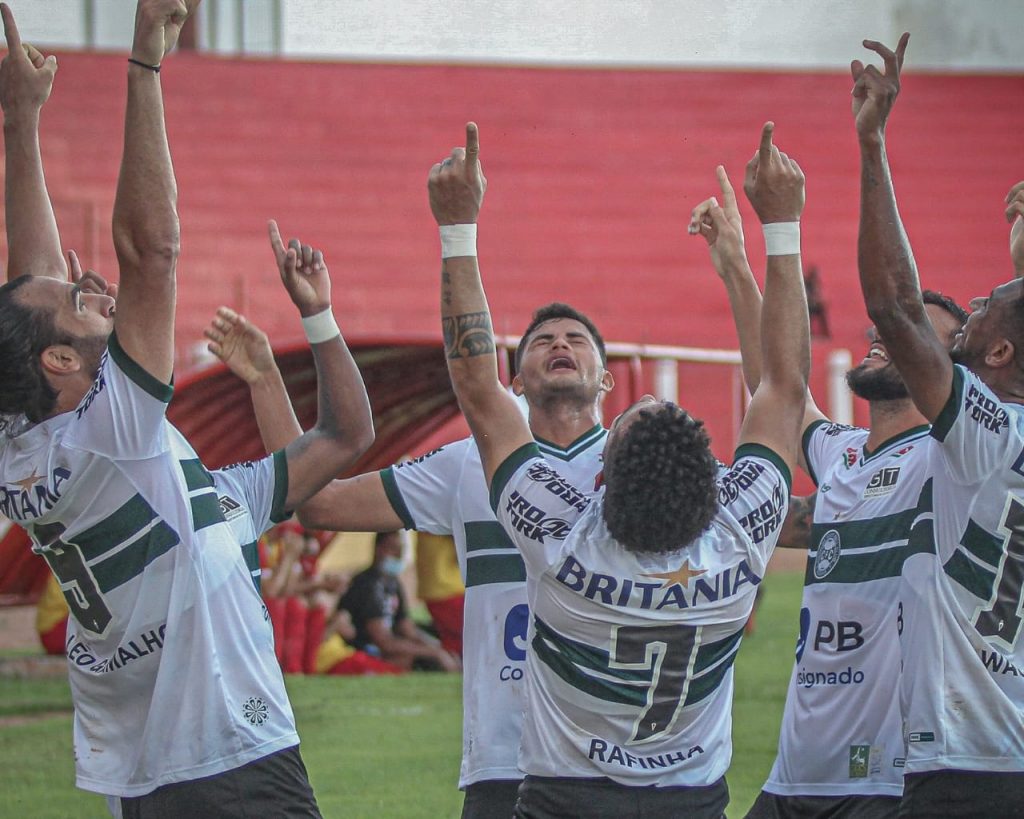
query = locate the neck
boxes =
[975,365,1024,407]
[47,378,90,420]
[527,401,603,447]
[865,398,927,450]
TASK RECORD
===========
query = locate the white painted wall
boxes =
[7,0,1024,71]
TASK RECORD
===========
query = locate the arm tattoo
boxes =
[443,312,495,359]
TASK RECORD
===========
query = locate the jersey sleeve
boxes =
[719,443,792,563]
[379,442,471,534]
[930,365,1023,485]
[488,443,592,574]
[61,332,173,460]
[211,450,291,536]
[801,419,864,487]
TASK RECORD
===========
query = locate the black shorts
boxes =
[118,745,321,819]
[514,774,728,819]
[461,779,522,819]
[745,790,899,819]
[899,769,1024,818]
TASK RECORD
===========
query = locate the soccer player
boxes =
[690,166,967,817]
[0,1,374,815]
[425,120,806,817]
[853,33,1024,816]
[214,245,616,816]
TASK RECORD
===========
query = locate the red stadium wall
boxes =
[3,52,1022,452]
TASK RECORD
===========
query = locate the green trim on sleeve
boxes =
[733,443,792,494]
[107,331,174,403]
[489,443,542,513]
[930,366,966,443]
[801,419,829,487]
[379,468,416,530]
[269,449,291,523]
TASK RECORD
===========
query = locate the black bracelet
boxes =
[128,57,160,73]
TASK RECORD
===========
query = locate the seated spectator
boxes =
[260,520,349,674]
[338,531,461,672]
[314,608,405,676]
[415,532,465,657]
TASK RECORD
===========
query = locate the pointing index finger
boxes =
[862,36,904,77]
[267,220,286,265]
[716,165,738,212]
[2,3,22,56]
[894,32,910,71]
[758,122,775,166]
[465,122,480,158]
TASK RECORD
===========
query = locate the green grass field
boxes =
[0,572,803,819]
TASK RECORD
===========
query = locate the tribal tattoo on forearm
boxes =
[443,311,495,359]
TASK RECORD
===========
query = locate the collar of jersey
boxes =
[860,423,931,463]
[534,424,607,461]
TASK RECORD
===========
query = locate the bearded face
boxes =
[845,359,909,402]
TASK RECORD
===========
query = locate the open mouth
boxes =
[548,356,577,372]
[862,344,889,365]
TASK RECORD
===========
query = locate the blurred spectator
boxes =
[260,520,349,674]
[338,531,461,672]
[313,608,404,676]
[415,532,465,657]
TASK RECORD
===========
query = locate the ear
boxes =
[39,344,83,377]
[986,337,1016,369]
[511,372,525,396]
[599,368,615,395]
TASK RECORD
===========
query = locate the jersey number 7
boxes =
[610,623,700,743]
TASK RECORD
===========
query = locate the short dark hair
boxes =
[514,302,606,371]
[0,277,64,428]
[602,403,719,555]
[922,289,968,326]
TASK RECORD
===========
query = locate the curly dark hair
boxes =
[602,402,719,554]
[0,276,65,428]
[922,289,968,326]
[514,302,606,372]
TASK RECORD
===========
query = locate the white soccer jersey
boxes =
[765,421,935,798]
[490,442,789,787]
[898,365,1024,775]
[381,426,606,787]
[0,336,298,798]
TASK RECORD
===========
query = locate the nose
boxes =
[86,292,117,317]
[969,297,985,311]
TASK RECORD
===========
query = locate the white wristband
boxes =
[762,222,801,256]
[301,308,340,344]
[439,224,477,259]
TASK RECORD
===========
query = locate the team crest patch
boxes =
[849,745,870,778]
[843,448,858,468]
[813,530,841,579]
[242,697,269,726]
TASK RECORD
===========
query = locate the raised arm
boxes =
[689,165,765,391]
[206,298,400,532]
[428,123,531,487]
[257,221,374,511]
[690,163,825,463]
[853,34,952,421]
[0,4,65,281]
[110,0,194,384]
[736,123,810,474]
[204,305,301,451]
[1007,181,1024,279]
